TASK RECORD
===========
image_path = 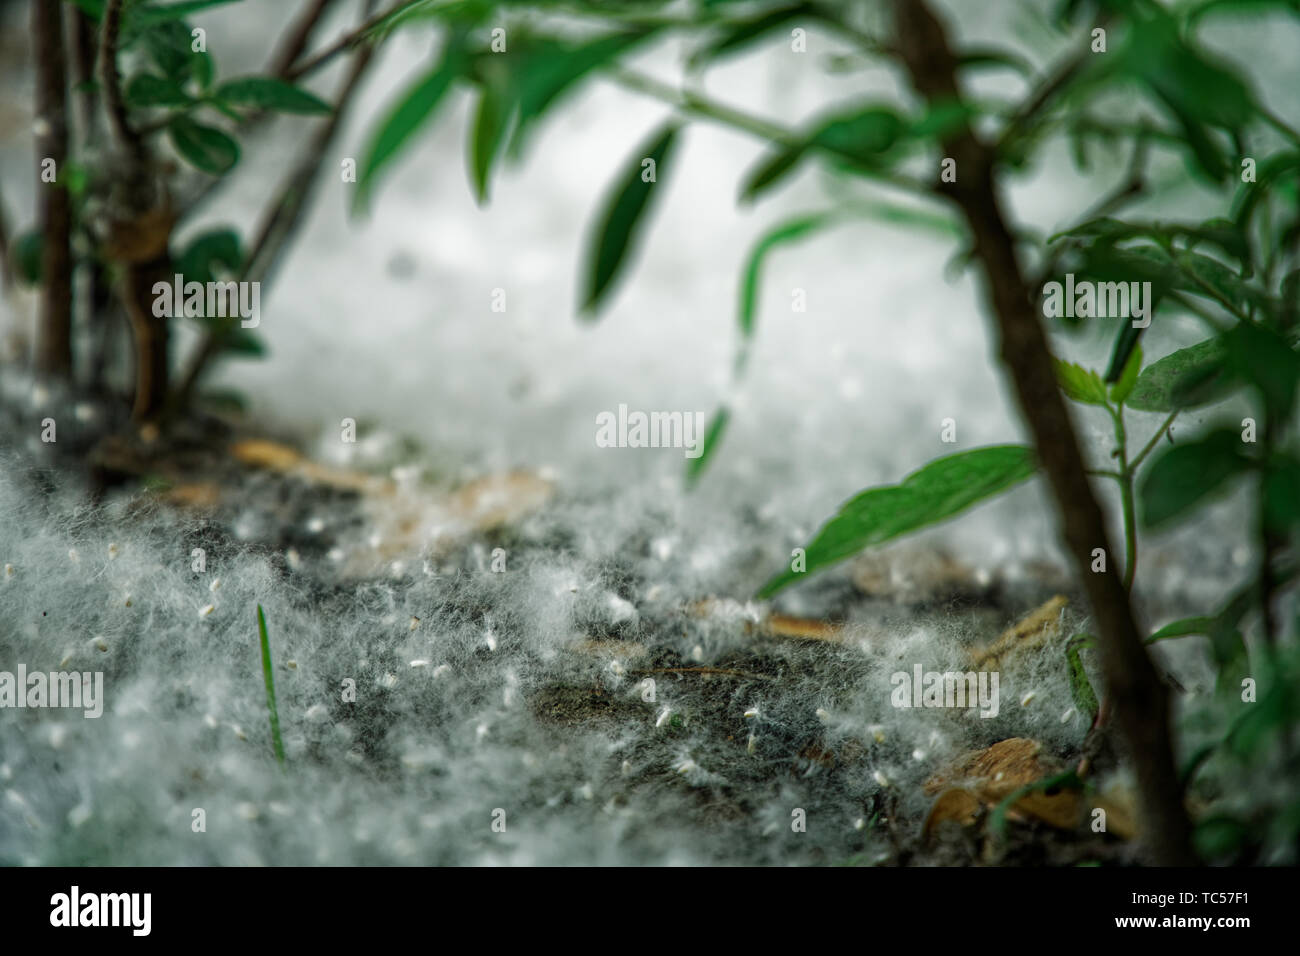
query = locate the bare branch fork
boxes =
[889,0,1195,865]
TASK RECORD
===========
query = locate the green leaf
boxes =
[757,445,1038,598]
[355,56,461,212]
[579,123,679,318]
[1139,428,1252,529]
[127,1,242,31]
[125,72,193,108]
[168,116,239,174]
[1103,323,1145,385]
[11,230,42,285]
[956,48,1034,77]
[1049,216,1248,265]
[222,329,267,357]
[175,228,242,284]
[1263,454,1300,531]
[509,31,655,160]
[1110,344,1142,405]
[214,76,331,114]
[1053,359,1109,405]
[1222,320,1300,422]
[685,407,730,485]
[143,20,200,83]
[738,104,903,203]
[1065,634,1100,726]
[690,3,813,66]
[1175,250,1270,312]
[738,144,805,203]
[467,78,512,204]
[257,604,286,766]
[1125,14,1256,131]
[740,212,839,338]
[811,106,904,162]
[1146,616,1217,644]
[192,50,214,90]
[1231,151,1300,231]
[1127,337,1235,412]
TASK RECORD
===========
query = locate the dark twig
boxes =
[888,0,1195,866]
[69,6,99,144]
[175,8,381,409]
[99,0,143,160]
[285,0,405,82]
[269,0,343,79]
[33,0,74,378]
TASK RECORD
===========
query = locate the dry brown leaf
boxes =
[970,595,1068,669]
[763,613,846,643]
[157,482,221,511]
[925,737,1061,797]
[922,787,982,840]
[229,439,385,493]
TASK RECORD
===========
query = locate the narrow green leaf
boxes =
[1139,428,1252,528]
[579,123,679,318]
[214,76,331,114]
[1065,634,1100,725]
[510,31,653,160]
[757,445,1038,598]
[168,116,239,174]
[257,604,286,766]
[738,144,805,203]
[1104,323,1146,384]
[356,57,460,212]
[685,407,730,485]
[690,3,813,66]
[740,212,838,338]
[1146,616,1217,644]
[468,78,512,204]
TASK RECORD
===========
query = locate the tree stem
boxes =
[32,0,74,380]
[888,0,1195,865]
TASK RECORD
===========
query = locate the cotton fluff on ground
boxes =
[0,0,1289,864]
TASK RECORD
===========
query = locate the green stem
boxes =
[604,67,933,196]
[1119,466,1137,593]
[1107,402,1138,592]
[1130,409,1178,472]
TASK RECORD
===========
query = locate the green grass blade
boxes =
[257,604,286,766]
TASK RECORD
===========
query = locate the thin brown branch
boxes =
[175,17,380,409]
[69,6,99,144]
[889,0,1195,866]
[285,0,405,82]
[33,0,74,378]
[630,667,773,681]
[0,185,12,292]
[98,0,143,160]
[996,37,1095,157]
[269,0,343,79]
